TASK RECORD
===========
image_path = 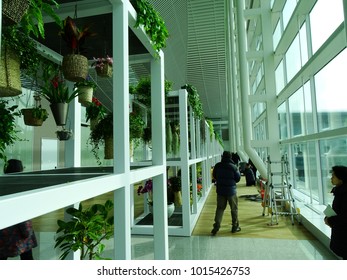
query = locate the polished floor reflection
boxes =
[28,232,337,260]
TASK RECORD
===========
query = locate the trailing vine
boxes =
[181,84,204,120]
[133,0,169,53]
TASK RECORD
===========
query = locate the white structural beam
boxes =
[112,0,131,260]
[151,51,168,259]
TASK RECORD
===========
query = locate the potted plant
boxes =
[56,128,73,141]
[59,16,96,82]
[75,75,97,106]
[88,112,113,164]
[40,71,80,126]
[85,97,106,130]
[92,55,113,78]
[132,0,169,54]
[21,106,49,127]
[55,200,114,260]
[0,100,21,164]
[129,111,146,147]
[168,176,182,207]
[137,179,175,218]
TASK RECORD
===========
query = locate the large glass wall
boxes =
[243,0,346,208]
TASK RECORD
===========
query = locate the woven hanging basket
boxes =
[0,45,22,97]
[104,136,114,159]
[96,64,113,78]
[62,54,89,82]
[2,0,30,26]
[21,108,44,127]
[77,86,93,106]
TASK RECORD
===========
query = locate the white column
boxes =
[112,0,131,260]
[151,52,168,259]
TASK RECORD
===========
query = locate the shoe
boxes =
[211,228,218,236]
[231,226,241,233]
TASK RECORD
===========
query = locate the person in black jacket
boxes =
[324,165,347,259]
[211,151,241,235]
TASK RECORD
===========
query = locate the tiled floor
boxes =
[25,231,338,260]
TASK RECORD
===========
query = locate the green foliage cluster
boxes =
[22,106,49,121]
[133,0,169,53]
[129,112,146,142]
[88,112,113,165]
[20,0,62,39]
[55,200,114,260]
[0,100,21,163]
[131,76,173,108]
[181,84,204,120]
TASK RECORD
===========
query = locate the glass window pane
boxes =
[288,88,304,136]
[303,81,314,134]
[273,20,281,50]
[315,49,347,132]
[278,102,288,140]
[275,60,285,94]
[285,34,301,82]
[282,0,297,31]
[299,22,308,65]
[320,137,347,204]
[310,0,344,53]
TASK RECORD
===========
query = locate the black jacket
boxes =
[213,157,241,196]
[327,184,347,258]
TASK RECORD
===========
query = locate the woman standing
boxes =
[324,165,347,260]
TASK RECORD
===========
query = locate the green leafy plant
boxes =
[181,84,204,120]
[55,200,114,260]
[75,75,97,89]
[41,73,80,104]
[85,97,106,122]
[133,0,169,53]
[88,112,113,164]
[131,76,172,108]
[0,100,21,163]
[20,0,62,39]
[22,106,49,121]
[129,112,146,143]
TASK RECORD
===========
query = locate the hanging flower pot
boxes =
[0,45,22,97]
[50,103,68,126]
[62,54,89,82]
[92,56,113,78]
[104,136,113,159]
[59,16,96,82]
[2,0,30,26]
[56,129,73,141]
[75,76,97,106]
[21,107,49,127]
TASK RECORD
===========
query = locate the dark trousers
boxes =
[213,194,239,231]
[0,250,34,260]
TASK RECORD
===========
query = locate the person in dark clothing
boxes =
[248,159,257,178]
[324,165,347,260]
[0,159,37,260]
[244,163,256,186]
[231,152,240,166]
[211,151,241,235]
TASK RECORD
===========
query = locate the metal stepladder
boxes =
[262,155,300,225]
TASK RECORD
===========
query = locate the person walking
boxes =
[211,151,241,235]
[324,165,347,260]
[0,159,37,260]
